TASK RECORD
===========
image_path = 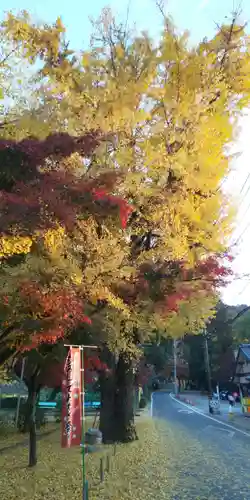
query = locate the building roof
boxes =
[233,344,250,384]
[239,344,250,361]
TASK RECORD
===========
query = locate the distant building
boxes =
[233,344,250,414]
[234,344,250,387]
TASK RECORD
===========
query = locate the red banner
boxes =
[61,347,82,448]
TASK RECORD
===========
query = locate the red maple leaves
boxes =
[164,290,191,313]
[92,188,134,228]
[195,256,232,287]
[0,134,133,234]
[19,282,91,347]
[0,132,134,350]
[119,254,233,317]
[84,354,109,383]
[85,354,108,372]
[0,132,100,169]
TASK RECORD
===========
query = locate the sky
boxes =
[1,0,250,305]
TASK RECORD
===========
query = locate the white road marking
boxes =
[178,409,194,414]
[169,392,250,439]
[204,425,235,438]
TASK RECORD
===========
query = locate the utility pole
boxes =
[173,339,177,395]
[203,330,213,413]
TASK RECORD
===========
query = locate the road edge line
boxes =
[169,392,250,438]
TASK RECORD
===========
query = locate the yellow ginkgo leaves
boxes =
[0,235,33,258]
[43,225,65,253]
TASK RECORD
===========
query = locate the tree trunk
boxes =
[114,353,138,443]
[99,352,138,444]
[99,370,115,444]
[26,377,39,467]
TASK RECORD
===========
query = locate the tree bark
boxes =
[99,370,115,444]
[99,352,138,444]
[114,353,138,443]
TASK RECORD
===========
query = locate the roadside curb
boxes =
[170,393,250,438]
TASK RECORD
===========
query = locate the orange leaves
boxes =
[19,281,91,347]
[123,255,233,319]
[165,290,191,313]
[119,201,134,229]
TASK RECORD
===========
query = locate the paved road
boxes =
[152,391,250,500]
[178,392,242,415]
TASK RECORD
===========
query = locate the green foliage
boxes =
[232,308,250,345]
[144,340,172,374]
[207,301,233,368]
[185,301,240,388]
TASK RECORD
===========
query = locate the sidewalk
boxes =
[175,391,250,433]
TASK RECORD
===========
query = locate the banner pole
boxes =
[80,346,86,499]
[63,343,98,500]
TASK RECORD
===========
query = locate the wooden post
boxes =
[100,457,104,482]
[106,454,110,473]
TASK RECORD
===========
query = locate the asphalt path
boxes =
[152,391,250,500]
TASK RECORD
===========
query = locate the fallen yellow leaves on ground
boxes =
[1,416,250,499]
[0,422,58,450]
[0,418,172,500]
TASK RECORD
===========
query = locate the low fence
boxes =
[0,394,101,431]
[98,443,117,482]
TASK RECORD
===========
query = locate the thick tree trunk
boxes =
[99,370,116,444]
[99,352,138,444]
[114,353,138,443]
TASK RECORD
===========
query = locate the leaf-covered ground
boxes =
[1,416,250,499]
[0,421,58,450]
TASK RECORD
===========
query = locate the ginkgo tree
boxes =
[0,7,249,445]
